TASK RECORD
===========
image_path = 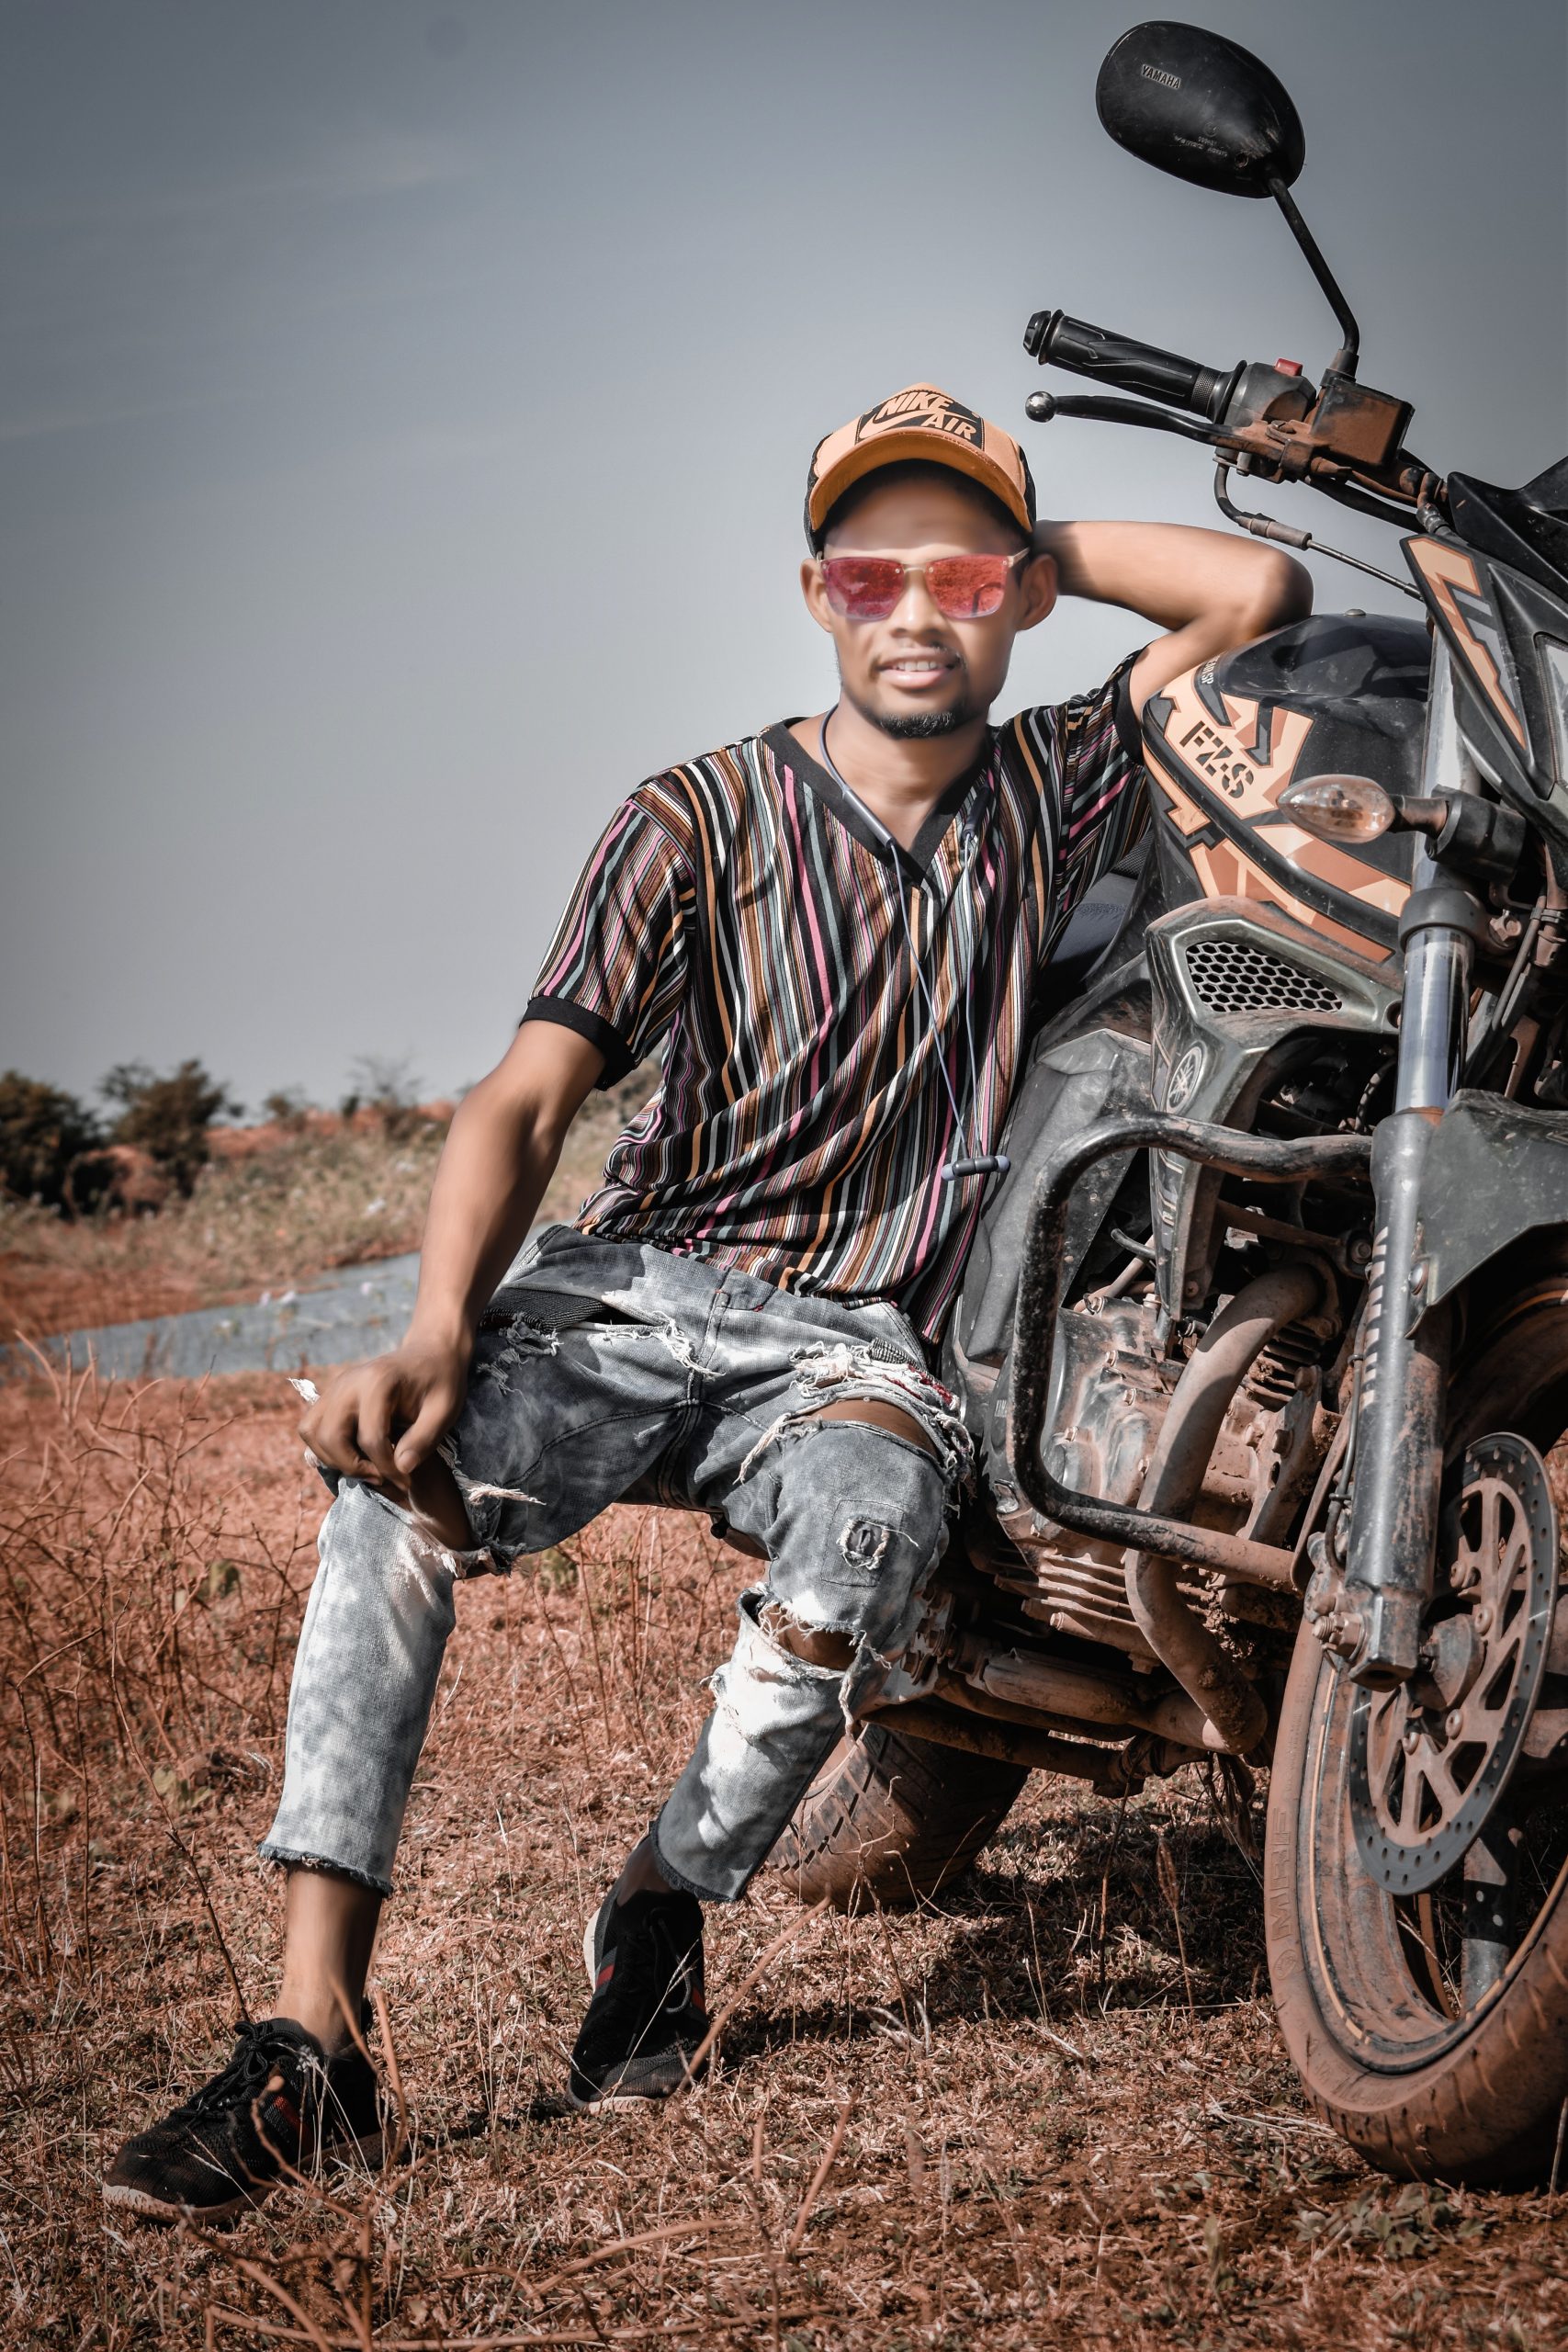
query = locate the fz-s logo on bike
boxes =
[1178,714,1255,799]
[1142,673,1406,960]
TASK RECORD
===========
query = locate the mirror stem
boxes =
[1269,175,1360,379]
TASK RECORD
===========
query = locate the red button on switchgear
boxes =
[1275,358,1303,376]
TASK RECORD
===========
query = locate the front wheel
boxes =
[1266,1259,1568,2182]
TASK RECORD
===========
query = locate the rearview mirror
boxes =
[1096,20,1305,200]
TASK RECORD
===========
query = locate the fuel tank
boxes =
[1142,611,1430,961]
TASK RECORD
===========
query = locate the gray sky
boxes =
[4,0,1564,1114]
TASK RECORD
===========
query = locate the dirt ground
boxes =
[3,1367,1566,2351]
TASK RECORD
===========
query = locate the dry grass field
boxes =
[4,1356,1568,2351]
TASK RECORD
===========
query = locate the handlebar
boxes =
[1023,308,1239,425]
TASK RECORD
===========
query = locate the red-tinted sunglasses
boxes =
[818,548,1031,621]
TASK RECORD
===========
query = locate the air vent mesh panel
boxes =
[1184,936,1343,1016]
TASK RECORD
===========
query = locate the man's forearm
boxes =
[1037,517,1311,713]
[404,1084,567,1355]
[298,1023,603,1491]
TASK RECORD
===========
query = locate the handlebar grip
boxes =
[1023,309,1238,424]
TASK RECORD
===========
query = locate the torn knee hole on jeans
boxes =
[734,1341,974,1490]
[473,1321,560,1388]
[807,1396,937,1459]
[759,1596,857,1674]
[730,1587,895,1736]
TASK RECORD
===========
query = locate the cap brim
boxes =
[808,429,1032,537]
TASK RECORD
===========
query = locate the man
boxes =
[106,385,1308,2215]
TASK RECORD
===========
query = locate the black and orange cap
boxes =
[805,383,1036,544]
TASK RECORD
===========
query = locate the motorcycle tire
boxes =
[1267,1254,1568,2183]
[770,1718,1028,1913]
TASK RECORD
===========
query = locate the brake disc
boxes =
[1348,1431,1559,1895]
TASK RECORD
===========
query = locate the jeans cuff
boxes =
[258,1842,394,1899]
[649,1813,739,1905]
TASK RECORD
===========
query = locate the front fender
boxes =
[1419,1091,1568,1308]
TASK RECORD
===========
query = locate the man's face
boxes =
[800,472,1056,739]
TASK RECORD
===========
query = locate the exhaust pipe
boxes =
[1125,1262,1323,1752]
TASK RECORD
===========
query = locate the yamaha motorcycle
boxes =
[775,20,1568,2184]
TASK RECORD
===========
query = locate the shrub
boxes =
[0,1070,107,1212]
[342,1051,423,1140]
[262,1086,313,1135]
[101,1057,242,1198]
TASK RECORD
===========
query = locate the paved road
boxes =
[3,1252,422,1382]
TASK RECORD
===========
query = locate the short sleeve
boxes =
[521,797,693,1088]
[1048,650,1149,938]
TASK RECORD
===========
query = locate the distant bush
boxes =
[0,1072,108,1212]
[261,1087,313,1135]
[101,1059,242,1199]
[341,1052,423,1140]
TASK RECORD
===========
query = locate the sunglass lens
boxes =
[820,557,903,618]
[926,556,1010,618]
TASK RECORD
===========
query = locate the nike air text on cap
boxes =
[805,384,1037,544]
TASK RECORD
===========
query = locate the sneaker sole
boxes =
[102,2130,385,2225]
[565,2071,704,2113]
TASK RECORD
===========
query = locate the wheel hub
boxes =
[1349,1432,1558,1894]
[1416,1610,1483,1712]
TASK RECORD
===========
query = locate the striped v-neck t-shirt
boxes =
[523,660,1145,1341]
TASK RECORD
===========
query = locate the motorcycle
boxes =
[773,19,1568,2185]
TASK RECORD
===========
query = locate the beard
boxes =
[841,674,976,741]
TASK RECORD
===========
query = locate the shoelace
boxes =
[597,1917,698,2027]
[175,2024,307,2122]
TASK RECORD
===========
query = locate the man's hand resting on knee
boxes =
[300,1339,479,1545]
[298,1020,606,1547]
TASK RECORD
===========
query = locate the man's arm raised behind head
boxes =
[1034,518,1312,717]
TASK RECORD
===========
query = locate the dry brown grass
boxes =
[4,1365,1568,2350]
[0,1068,660,1341]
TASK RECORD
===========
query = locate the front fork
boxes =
[1320,643,1483,1684]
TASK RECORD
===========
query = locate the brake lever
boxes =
[1024,390,1221,444]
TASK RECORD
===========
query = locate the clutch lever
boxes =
[1024,390,1221,443]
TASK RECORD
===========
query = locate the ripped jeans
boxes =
[260,1225,970,1904]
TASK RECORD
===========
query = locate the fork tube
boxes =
[1394,866,1471,1113]
[1341,643,1477,1683]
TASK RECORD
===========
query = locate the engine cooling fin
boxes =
[1245,1318,1324,1411]
[990,1539,1209,1661]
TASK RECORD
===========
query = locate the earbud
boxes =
[942,1153,1010,1182]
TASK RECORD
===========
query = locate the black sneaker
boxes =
[104,2015,384,2222]
[567,1888,708,2109]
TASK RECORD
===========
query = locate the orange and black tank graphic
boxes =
[1142,613,1429,963]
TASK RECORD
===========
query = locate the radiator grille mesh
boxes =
[1184,935,1343,1016]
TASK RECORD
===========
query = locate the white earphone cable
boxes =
[818,708,1010,1185]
